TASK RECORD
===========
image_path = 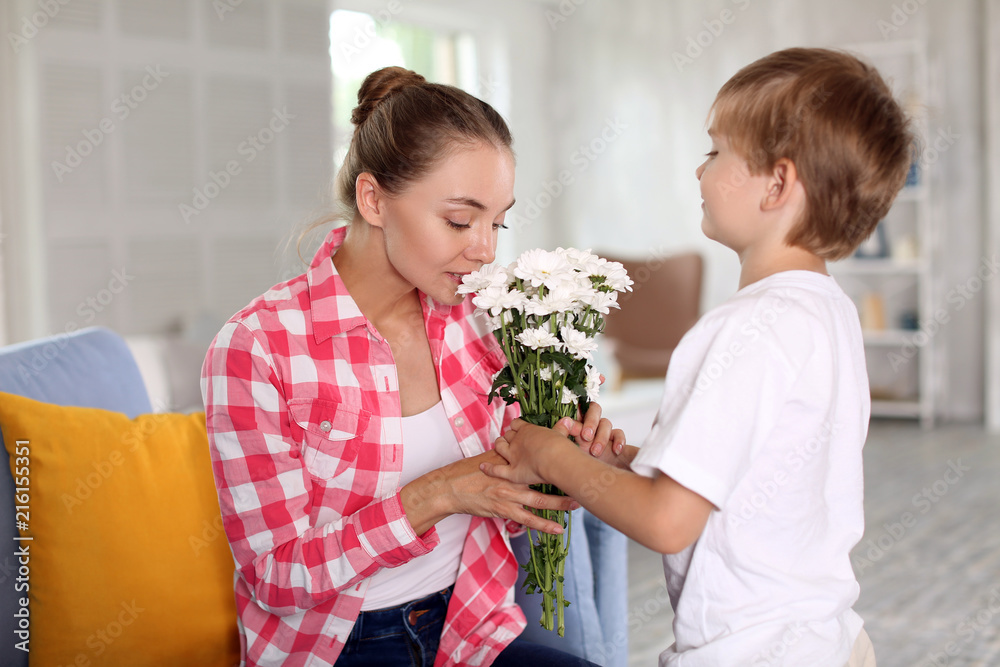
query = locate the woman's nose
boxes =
[466,226,496,264]
[695,160,707,180]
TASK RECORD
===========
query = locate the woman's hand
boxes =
[400,449,578,537]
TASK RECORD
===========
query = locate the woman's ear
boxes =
[355,172,385,228]
[761,158,800,212]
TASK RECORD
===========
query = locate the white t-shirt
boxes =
[631,271,868,667]
[361,401,472,610]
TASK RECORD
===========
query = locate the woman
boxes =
[202,67,615,666]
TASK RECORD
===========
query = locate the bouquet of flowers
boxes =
[458,247,632,635]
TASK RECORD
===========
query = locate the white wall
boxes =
[546,0,987,422]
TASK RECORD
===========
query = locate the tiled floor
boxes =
[626,420,1000,666]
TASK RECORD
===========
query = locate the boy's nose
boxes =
[695,160,707,180]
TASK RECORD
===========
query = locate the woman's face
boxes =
[376,142,515,306]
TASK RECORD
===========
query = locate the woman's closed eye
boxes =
[446,219,509,231]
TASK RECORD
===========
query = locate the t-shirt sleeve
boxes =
[631,301,809,509]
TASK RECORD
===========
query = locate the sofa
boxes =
[0,326,627,666]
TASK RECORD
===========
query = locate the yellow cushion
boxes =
[0,392,239,666]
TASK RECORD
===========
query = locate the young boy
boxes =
[481,48,911,666]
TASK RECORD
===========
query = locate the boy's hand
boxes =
[482,419,576,485]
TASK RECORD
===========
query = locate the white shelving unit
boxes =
[832,40,935,428]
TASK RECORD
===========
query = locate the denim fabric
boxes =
[512,508,629,667]
[493,637,601,666]
[336,587,453,667]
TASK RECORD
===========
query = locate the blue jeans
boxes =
[336,586,596,666]
[336,587,452,666]
[512,508,629,667]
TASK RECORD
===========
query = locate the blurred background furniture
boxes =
[0,327,154,667]
[600,252,704,387]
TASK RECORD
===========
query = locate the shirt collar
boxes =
[307,225,456,343]
[307,226,368,342]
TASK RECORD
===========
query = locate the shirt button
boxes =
[454,417,465,428]
[320,420,332,432]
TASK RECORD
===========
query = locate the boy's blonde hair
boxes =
[709,48,913,260]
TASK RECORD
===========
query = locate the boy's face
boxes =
[695,132,774,254]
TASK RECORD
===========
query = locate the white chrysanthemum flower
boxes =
[472,285,505,315]
[458,263,510,294]
[560,326,598,360]
[513,249,572,289]
[558,247,605,274]
[539,367,553,381]
[585,365,602,402]
[516,327,561,350]
[593,260,633,292]
[581,290,620,314]
[526,281,578,316]
[561,386,578,404]
[485,313,503,331]
[497,289,530,312]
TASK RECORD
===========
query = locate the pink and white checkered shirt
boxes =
[201,226,526,666]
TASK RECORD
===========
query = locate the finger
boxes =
[611,429,626,455]
[493,436,511,460]
[592,417,613,451]
[508,419,526,432]
[552,417,575,438]
[555,417,586,439]
[526,490,579,513]
[520,513,565,535]
[580,402,603,442]
[480,461,513,481]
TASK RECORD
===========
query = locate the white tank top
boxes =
[360,401,472,610]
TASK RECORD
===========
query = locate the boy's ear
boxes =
[355,172,386,228]
[761,158,800,212]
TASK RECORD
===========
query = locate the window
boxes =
[329,9,480,169]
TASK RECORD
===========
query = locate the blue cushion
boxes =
[0,327,152,666]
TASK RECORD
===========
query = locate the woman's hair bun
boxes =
[351,66,426,126]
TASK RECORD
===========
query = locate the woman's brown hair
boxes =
[298,67,513,257]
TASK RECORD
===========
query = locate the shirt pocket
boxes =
[287,399,373,480]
